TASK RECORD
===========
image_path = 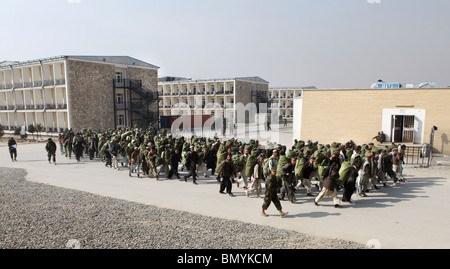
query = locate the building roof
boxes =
[158,76,269,84]
[269,86,316,90]
[0,55,159,70]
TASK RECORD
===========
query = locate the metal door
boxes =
[392,115,403,142]
[402,115,415,143]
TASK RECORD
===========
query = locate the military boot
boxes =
[279,210,288,218]
[261,210,268,217]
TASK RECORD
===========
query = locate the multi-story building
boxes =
[0,55,159,133]
[158,76,269,125]
[268,86,315,120]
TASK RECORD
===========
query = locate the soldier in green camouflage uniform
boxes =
[261,167,288,218]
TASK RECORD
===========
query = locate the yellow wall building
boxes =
[293,88,450,155]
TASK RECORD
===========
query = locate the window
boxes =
[115,72,123,82]
[117,114,124,126]
[116,93,124,104]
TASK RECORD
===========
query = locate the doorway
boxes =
[391,115,415,143]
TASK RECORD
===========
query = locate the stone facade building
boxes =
[0,55,159,133]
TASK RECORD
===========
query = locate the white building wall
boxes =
[293,97,303,141]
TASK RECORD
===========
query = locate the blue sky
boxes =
[1,0,449,88]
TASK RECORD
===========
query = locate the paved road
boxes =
[1,142,449,249]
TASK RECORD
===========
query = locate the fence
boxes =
[404,144,432,167]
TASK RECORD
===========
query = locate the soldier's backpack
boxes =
[338,160,352,186]
[276,155,289,178]
[245,155,257,178]
[232,154,245,172]
[263,158,271,177]
[295,157,305,180]
[313,150,326,169]
[318,164,330,181]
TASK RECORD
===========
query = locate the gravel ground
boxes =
[0,167,366,249]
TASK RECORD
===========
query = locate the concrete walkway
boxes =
[1,142,450,249]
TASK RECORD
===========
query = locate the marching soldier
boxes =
[262,167,288,218]
[45,138,57,165]
[8,137,17,162]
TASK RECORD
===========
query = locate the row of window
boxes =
[269,92,302,99]
[160,97,234,107]
[159,84,234,95]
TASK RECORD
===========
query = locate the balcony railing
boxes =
[43,80,54,86]
[0,103,68,110]
[114,78,142,89]
[55,79,66,85]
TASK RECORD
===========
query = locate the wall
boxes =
[67,60,115,131]
[235,80,268,124]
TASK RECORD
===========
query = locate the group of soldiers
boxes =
[54,127,407,218]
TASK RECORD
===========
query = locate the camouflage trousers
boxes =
[262,194,282,211]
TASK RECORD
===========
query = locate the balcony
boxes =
[55,79,66,85]
[43,80,55,86]
[113,78,142,89]
[14,82,23,88]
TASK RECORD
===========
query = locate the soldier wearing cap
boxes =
[45,138,57,165]
[261,167,288,218]
[8,137,17,162]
